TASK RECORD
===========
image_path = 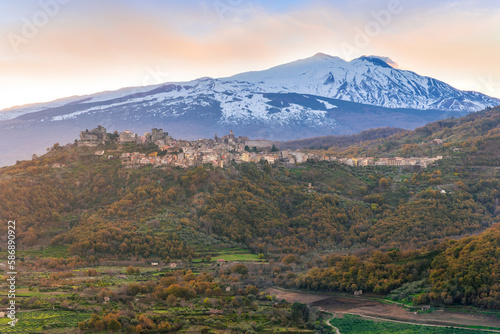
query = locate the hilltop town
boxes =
[78,126,443,169]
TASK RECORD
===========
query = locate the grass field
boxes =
[329,314,488,334]
[0,288,42,298]
[0,310,90,333]
[210,248,261,262]
[19,245,70,259]
[192,247,262,262]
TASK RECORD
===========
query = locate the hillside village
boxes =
[78,126,443,169]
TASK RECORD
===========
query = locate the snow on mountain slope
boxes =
[227,53,500,112]
[3,53,498,124]
[0,84,168,121]
[2,77,333,128]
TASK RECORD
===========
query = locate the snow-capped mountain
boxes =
[0,53,498,166]
[2,53,498,123]
[227,53,499,112]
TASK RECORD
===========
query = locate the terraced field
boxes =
[0,310,90,333]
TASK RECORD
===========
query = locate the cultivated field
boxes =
[267,288,500,331]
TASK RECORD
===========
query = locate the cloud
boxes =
[367,56,400,69]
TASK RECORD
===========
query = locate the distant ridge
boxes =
[277,127,407,150]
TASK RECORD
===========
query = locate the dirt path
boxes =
[266,288,500,331]
[325,314,341,334]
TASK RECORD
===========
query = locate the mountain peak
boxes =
[310,53,345,63]
[313,52,335,59]
[226,53,498,112]
[352,55,394,69]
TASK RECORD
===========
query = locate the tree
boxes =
[51,143,61,151]
[138,314,155,330]
[107,318,122,331]
[119,242,129,253]
[78,322,85,331]
[282,254,297,265]
[166,294,177,306]
[128,284,142,296]
[232,264,248,277]
[213,286,222,296]
[379,178,389,189]
[94,320,105,331]
[245,285,259,295]
[291,302,311,323]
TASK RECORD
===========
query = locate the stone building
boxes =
[245,139,273,149]
[79,126,107,147]
[151,128,166,142]
[118,130,137,143]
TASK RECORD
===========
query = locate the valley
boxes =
[0,106,499,332]
[3,0,500,332]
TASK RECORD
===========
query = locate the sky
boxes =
[1,0,500,110]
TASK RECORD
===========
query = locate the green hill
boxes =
[0,107,498,334]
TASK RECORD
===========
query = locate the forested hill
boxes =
[277,127,406,150]
[311,106,500,164]
[0,107,498,311]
